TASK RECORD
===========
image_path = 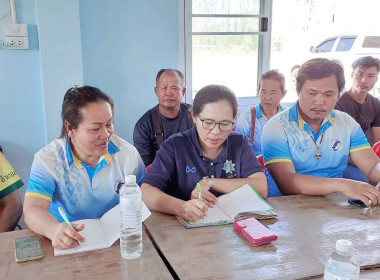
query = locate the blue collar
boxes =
[256,103,286,120]
[289,102,335,137]
[65,137,120,168]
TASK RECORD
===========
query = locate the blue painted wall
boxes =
[35,0,84,141]
[0,0,44,210]
[0,0,180,228]
[79,0,180,142]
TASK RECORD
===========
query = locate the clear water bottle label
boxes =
[120,197,140,211]
[324,260,360,280]
[324,269,351,280]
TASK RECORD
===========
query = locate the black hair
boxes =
[60,86,114,138]
[192,85,238,119]
[296,58,345,94]
[351,56,380,72]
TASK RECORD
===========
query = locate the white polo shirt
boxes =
[25,134,145,222]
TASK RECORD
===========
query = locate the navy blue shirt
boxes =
[143,126,263,201]
[133,103,193,166]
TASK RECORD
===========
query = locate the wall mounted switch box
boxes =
[4,23,29,49]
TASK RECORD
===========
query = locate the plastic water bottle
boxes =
[323,239,360,280]
[119,175,142,259]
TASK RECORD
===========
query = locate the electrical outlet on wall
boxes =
[3,23,29,50]
[5,36,29,49]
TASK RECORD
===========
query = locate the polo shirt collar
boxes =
[288,102,335,135]
[189,126,228,163]
[256,103,286,120]
[65,137,119,168]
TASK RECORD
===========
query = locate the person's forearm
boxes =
[348,156,356,166]
[0,190,23,232]
[141,184,184,216]
[24,206,60,240]
[207,172,268,198]
[278,173,348,195]
[0,204,22,232]
[367,163,380,185]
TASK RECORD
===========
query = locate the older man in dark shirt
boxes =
[133,69,193,166]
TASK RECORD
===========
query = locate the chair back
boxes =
[257,154,265,170]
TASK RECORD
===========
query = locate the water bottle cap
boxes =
[125,175,136,184]
[335,239,353,254]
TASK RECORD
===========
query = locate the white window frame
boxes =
[178,0,273,103]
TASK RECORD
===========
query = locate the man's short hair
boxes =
[296,58,345,94]
[155,69,185,86]
[351,56,380,72]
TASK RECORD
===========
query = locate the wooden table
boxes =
[0,229,173,280]
[144,194,380,280]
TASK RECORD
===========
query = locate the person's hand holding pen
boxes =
[51,207,86,249]
[190,178,217,207]
[177,183,210,222]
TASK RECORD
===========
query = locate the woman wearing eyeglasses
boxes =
[142,84,267,222]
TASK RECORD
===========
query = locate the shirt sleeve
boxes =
[239,136,263,177]
[133,151,147,186]
[348,114,371,153]
[0,153,23,199]
[372,100,380,127]
[25,155,55,202]
[234,108,252,139]
[261,118,292,165]
[142,138,176,191]
[133,114,156,167]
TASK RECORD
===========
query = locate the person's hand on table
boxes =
[343,180,380,207]
[190,178,217,207]
[51,223,86,249]
[179,200,208,222]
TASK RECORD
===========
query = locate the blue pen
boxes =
[58,207,82,245]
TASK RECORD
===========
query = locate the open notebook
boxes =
[177,184,276,228]
[54,202,151,256]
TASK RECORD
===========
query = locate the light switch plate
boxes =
[4,23,28,37]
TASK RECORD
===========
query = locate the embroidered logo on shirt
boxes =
[186,166,197,173]
[331,139,342,151]
[114,180,124,194]
[223,160,236,175]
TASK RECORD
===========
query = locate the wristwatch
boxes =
[204,176,213,190]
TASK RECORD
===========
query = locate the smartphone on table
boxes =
[14,235,44,262]
[347,198,366,207]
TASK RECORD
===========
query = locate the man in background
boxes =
[262,58,380,206]
[335,56,380,181]
[0,147,23,232]
[133,69,193,166]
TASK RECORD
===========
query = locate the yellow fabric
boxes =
[24,192,52,202]
[71,150,112,168]
[0,152,22,192]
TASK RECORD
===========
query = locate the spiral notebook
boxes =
[176,184,276,229]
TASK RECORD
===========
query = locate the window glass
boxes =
[336,37,355,52]
[315,39,336,53]
[192,34,259,98]
[193,17,260,33]
[193,0,260,14]
[189,0,262,99]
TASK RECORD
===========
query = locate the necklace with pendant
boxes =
[307,131,324,160]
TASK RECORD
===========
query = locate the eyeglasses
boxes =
[198,115,234,132]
